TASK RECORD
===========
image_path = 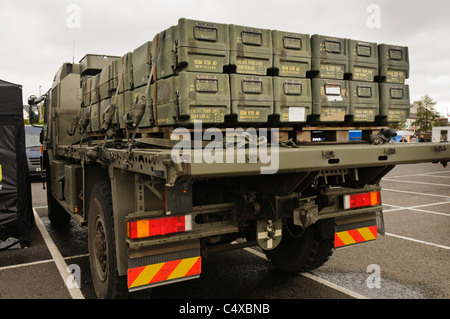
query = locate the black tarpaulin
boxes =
[0,79,34,248]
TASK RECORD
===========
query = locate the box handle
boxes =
[195,75,219,93]
[242,77,263,94]
[194,23,218,42]
[284,80,302,95]
[241,29,263,46]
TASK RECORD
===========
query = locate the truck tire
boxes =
[264,221,334,273]
[45,163,71,228]
[88,181,127,299]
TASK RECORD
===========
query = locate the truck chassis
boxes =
[39,124,449,297]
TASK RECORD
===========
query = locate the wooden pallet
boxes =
[296,126,383,143]
[119,125,384,146]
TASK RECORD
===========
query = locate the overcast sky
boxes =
[1,0,449,117]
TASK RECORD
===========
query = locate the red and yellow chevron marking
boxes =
[127,257,201,289]
[335,226,378,248]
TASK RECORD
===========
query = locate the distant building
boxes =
[406,101,419,131]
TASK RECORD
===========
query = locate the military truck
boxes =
[29,18,450,299]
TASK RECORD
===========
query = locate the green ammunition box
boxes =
[229,24,272,75]
[90,103,100,132]
[347,39,378,82]
[379,83,410,122]
[132,85,154,128]
[273,77,311,123]
[311,35,349,80]
[378,44,409,84]
[99,64,113,100]
[112,53,134,93]
[90,74,101,104]
[116,91,133,129]
[311,78,349,122]
[272,31,311,78]
[79,54,119,76]
[82,77,92,107]
[155,72,230,126]
[154,18,230,79]
[348,81,379,122]
[110,59,120,93]
[230,74,274,123]
[133,41,153,89]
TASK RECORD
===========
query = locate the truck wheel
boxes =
[264,221,334,273]
[88,181,126,299]
[45,163,71,228]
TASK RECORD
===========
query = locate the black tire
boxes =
[46,162,71,228]
[264,221,334,273]
[88,181,127,299]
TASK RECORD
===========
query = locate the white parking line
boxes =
[33,208,85,299]
[240,246,368,299]
[386,170,450,178]
[419,174,450,179]
[383,202,450,217]
[382,188,450,200]
[382,178,450,187]
[0,259,54,271]
[385,233,450,250]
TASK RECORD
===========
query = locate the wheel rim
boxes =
[93,214,108,282]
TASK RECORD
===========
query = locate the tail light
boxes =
[127,215,192,239]
[343,191,381,209]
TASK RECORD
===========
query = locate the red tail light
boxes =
[127,215,192,239]
[344,191,381,209]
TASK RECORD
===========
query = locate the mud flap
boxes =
[127,240,201,292]
[334,212,382,248]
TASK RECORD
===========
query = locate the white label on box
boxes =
[327,95,343,102]
[289,107,306,122]
[325,86,341,95]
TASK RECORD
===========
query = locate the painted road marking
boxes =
[0,259,54,271]
[385,233,450,250]
[33,208,85,299]
[382,188,450,200]
[383,202,450,217]
[386,170,450,179]
[382,178,450,188]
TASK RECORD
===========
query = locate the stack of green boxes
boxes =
[80,54,119,134]
[378,45,410,123]
[229,24,273,123]
[153,19,231,126]
[77,18,411,132]
[271,30,312,124]
[347,39,379,123]
[309,35,410,124]
[310,35,350,122]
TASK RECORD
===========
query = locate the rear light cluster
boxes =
[343,191,381,209]
[127,215,192,239]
